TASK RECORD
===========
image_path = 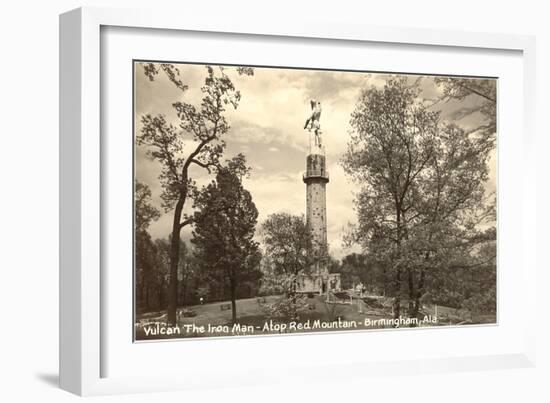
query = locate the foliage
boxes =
[137,63,253,324]
[424,242,496,313]
[259,213,319,320]
[135,181,160,233]
[135,181,162,312]
[434,77,496,145]
[138,66,246,211]
[142,63,188,92]
[341,77,496,320]
[135,231,163,312]
[258,294,308,322]
[260,213,315,281]
[340,253,390,294]
[191,155,261,322]
[134,181,208,312]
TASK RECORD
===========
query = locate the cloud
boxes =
[136,62,496,260]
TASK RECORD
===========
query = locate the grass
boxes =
[135,295,496,340]
[136,295,385,340]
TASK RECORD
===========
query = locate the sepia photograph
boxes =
[133,61,497,341]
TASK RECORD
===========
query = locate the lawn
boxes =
[137,294,391,340]
[135,294,496,340]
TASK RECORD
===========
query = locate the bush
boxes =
[258,294,308,322]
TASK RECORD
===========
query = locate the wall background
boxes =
[0,1,547,401]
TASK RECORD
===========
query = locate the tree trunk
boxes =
[407,267,417,326]
[229,276,237,323]
[413,268,425,319]
[167,197,185,325]
[382,265,387,296]
[157,281,163,308]
[178,273,185,306]
[393,211,402,322]
[182,278,188,307]
[393,269,401,321]
[413,251,429,320]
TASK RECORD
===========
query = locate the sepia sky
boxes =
[135,62,496,259]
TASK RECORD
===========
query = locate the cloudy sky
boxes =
[135,62,496,259]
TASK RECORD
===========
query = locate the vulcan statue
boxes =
[304,100,322,147]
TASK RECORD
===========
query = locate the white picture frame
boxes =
[60,6,537,396]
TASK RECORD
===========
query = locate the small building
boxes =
[296,271,341,295]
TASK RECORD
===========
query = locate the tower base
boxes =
[295,272,341,295]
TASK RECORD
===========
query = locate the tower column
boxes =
[303,132,329,292]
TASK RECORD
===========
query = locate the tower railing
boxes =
[302,170,330,181]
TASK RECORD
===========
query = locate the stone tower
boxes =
[301,132,336,294]
[303,133,329,258]
[298,102,341,295]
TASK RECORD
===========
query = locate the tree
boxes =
[135,181,160,312]
[459,242,497,314]
[342,77,496,322]
[339,253,388,293]
[138,64,253,324]
[259,213,314,321]
[434,77,496,145]
[260,213,314,290]
[342,77,439,319]
[135,232,158,311]
[177,244,198,307]
[153,237,198,309]
[135,181,161,233]
[340,253,367,289]
[405,121,495,319]
[191,155,261,323]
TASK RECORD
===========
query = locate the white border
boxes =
[60,7,537,396]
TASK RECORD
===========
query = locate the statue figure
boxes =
[304,100,322,147]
